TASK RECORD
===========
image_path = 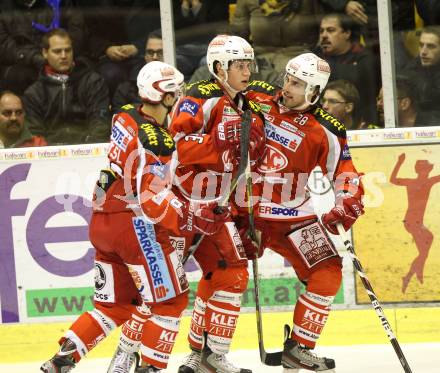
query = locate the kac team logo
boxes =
[258,145,288,173]
[94,263,106,291]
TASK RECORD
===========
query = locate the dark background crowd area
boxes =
[1,0,440,149]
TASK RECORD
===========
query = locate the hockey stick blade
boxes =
[337,224,413,373]
[252,258,283,366]
[261,350,283,366]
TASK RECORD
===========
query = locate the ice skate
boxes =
[40,338,77,373]
[177,348,201,373]
[107,346,136,373]
[198,343,252,373]
[133,351,161,372]
[281,325,335,372]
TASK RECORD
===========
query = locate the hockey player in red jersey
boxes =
[167,35,266,373]
[246,53,365,372]
[40,61,230,373]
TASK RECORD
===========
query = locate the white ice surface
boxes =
[2,343,438,372]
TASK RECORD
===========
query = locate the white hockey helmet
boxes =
[207,35,255,77]
[137,61,184,103]
[285,53,331,104]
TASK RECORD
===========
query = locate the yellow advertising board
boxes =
[352,144,440,303]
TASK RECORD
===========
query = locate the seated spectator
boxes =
[360,80,419,129]
[320,1,415,69]
[321,79,361,130]
[359,87,384,129]
[112,30,163,111]
[75,0,161,97]
[0,90,47,148]
[23,28,110,145]
[173,0,229,79]
[395,76,419,127]
[0,0,85,95]
[228,0,323,83]
[402,26,440,126]
[315,13,378,123]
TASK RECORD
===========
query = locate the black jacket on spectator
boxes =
[415,0,440,25]
[0,0,85,67]
[23,59,110,145]
[402,59,440,126]
[315,42,378,123]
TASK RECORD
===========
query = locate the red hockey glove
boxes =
[321,196,364,235]
[180,202,231,235]
[239,227,261,260]
[212,119,242,151]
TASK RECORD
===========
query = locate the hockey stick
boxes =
[336,224,413,373]
[244,143,283,366]
[181,110,253,265]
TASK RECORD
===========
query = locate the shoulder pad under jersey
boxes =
[246,80,277,95]
[185,79,223,98]
[312,107,347,139]
[138,122,175,157]
[118,104,175,156]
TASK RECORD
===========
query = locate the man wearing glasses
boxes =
[113,30,164,111]
[320,79,361,130]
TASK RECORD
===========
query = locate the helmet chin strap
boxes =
[213,68,241,98]
[161,100,173,114]
[281,85,319,111]
[305,84,320,106]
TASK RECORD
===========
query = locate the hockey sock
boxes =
[205,291,242,355]
[292,291,333,348]
[188,296,207,351]
[140,315,181,369]
[63,308,117,361]
[119,304,151,353]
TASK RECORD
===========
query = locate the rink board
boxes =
[1,127,439,331]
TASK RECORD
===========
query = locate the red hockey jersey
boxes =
[247,91,364,222]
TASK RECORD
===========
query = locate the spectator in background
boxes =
[321,79,361,130]
[75,0,161,96]
[359,87,384,129]
[227,0,324,83]
[174,0,230,80]
[112,30,163,111]
[0,90,47,148]
[402,26,440,126]
[0,0,85,94]
[319,0,415,69]
[175,0,229,29]
[395,77,419,127]
[360,81,418,129]
[315,13,378,124]
[23,28,110,145]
